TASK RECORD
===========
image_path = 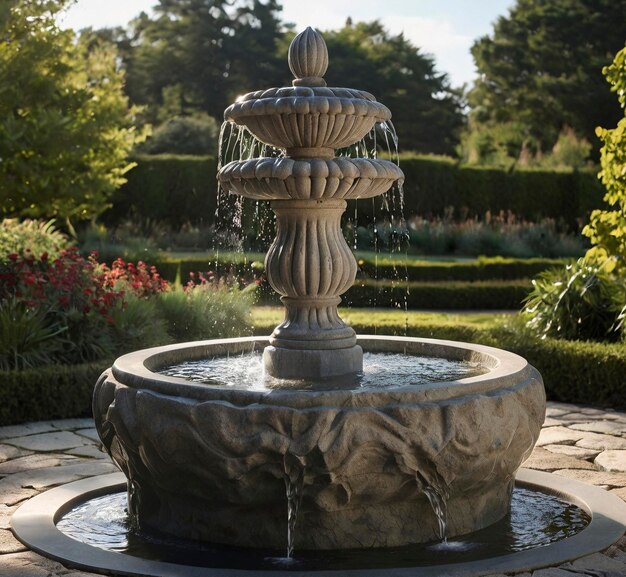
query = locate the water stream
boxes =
[283,455,306,558]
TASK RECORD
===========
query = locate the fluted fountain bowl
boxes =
[218,156,404,200]
[225,86,391,154]
[93,335,545,551]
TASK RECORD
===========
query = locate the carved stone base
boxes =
[93,336,546,551]
[263,344,363,379]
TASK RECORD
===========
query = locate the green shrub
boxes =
[0,219,70,261]
[103,155,219,229]
[157,282,254,341]
[487,319,626,408]
[0,299,66,370]
[137,115,219,156]
[343,280,530,310]
[109,297,170,354]
[0,361,109,426]
[523,259,625,342]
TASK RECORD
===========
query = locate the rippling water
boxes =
[159,351,488,391]
[57,487,589,571]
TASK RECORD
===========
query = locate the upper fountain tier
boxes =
[223,27,394,157]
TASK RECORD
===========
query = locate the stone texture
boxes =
[2,431,90,452]
[50,418,94,430]
[0,453,78,475]
[65,445,108,459]
[0,503,17,530]
[0,421,57,440]
[541,417,563,427]
[93,338,545,549]
[0,551,70,576]
[545,406,570,417]
[560,551,626,573]
[530,569,577,577]
[0,461,117,491]
[575,432,626,451]
[609,486,626,501]
[0,528,27,553]
[0,444,31,463]
[569,421,626,435]
[74,428,101,443]
[535,426,584,446]
[523,447,595,471]
[0,486,37,507]
[542,444,600,459]
[595,450,626,472]
[552,468,626,488]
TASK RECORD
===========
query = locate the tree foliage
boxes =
[117,0,286,123]
[468,0,626,160]
[317,21,464,155]
[583,44,626,272]
[102,7,464,155]
[0,0,143,224]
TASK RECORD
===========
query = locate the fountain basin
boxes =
[218,157,404,200]
[224,86,391,151]
[92,335,545,550]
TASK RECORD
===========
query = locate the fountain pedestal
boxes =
[219,26,401,380]
[264,199,362,378]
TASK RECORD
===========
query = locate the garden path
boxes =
[0,402,625,577]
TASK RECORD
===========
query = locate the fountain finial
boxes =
[289,27,328,86]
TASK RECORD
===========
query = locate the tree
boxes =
[116,0,286,123]
[583,43,626,272]
[319,21,465,155]
[0,0,143,226]
[468,0,626,160]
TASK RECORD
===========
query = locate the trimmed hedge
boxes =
[0,361,109,426]
[103,154,219,228]
[395,155,604,229]
[344,280,531,310]
[254,280,531,310]
[151,253,564,284]
[358,257,566,282]
[108,154,605,231]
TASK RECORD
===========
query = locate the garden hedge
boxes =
[107,154,605,231]
[103,154,219,228]
[253,280,531,310]
[0,361,109,426]
[151,254,564,284]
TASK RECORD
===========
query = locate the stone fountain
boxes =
[92,28,546,552]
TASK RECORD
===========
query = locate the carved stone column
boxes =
[264,199,362,378]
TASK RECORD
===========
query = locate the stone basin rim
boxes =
[11,469,626,577]
[109,335,535,407]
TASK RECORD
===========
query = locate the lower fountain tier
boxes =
[93,335,546,550]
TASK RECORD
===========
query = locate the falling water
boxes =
[423,486,449,544]
[283,455,305,558]
[342,121,409,327]
[215,121,282,275]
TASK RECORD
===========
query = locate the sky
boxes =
[59,0,516,88]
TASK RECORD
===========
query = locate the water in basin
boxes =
[159,351,488,391]
[56,486,590,571]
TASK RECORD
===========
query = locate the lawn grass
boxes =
[251,306,506,334]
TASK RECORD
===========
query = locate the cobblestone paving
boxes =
[0,402,625,576]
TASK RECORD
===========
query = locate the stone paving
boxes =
[0,402,625,577]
